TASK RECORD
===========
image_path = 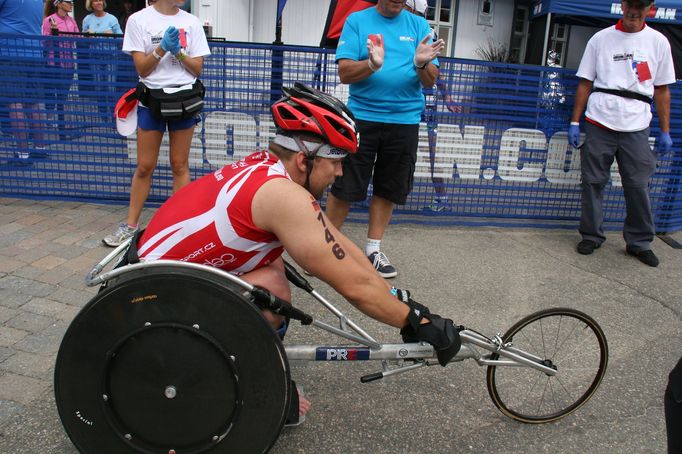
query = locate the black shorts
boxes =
[331,120,419,205]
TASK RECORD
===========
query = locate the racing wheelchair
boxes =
[54,239,609,453]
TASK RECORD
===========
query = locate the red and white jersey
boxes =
[138,151,289,275]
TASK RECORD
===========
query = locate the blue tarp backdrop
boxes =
[531,0,681,24]
[0,34,680,232]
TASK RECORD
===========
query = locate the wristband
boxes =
[175,50,187,61]
[570,122,579,126]
[415,61,428,70]
[152,49,162,60]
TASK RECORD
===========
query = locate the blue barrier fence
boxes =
[1,34,680,232]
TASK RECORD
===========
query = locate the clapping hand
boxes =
[160,26,180,54]
[414,34,445,69]
[366,34,384,72]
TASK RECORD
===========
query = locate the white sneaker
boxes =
[102,223,138,247]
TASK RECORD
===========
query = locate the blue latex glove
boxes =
[568,124,581,148]
[160,26,180,54]
[658,132,673,154]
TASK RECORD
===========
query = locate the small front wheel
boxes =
[486,307,608,423]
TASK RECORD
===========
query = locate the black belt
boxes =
[592,87,652,104]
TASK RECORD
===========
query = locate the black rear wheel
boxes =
[55,265,290,453]
[486,307,608,423]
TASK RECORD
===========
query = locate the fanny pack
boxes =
[136,80,205,120]
[592,87,652,104]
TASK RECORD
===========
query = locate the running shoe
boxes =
[102,223,138,247]
[368,251,397,278]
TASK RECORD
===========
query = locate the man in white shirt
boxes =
[568,0,675,267]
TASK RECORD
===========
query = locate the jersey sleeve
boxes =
[122,15,144,55]
[654,36,675,86]
[111,15,123,35]
[575,36,597,82]
[188,18,211,58]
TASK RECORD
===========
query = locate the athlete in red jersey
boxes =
[138,151,288,275]
[133,83,461,424]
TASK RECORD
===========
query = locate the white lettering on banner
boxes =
[545,132,581,185]
[414,124,484,180]
[498,128,546,182]
[204,111,259,167]
[611,3,677,20]
[125,112,654,188]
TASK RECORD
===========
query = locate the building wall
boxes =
[193,0,331,46]
[453,0,515,60]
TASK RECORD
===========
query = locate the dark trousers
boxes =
[579,122,656,251]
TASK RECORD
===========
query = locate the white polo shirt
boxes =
[576,21,675,132]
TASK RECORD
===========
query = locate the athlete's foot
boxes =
[299,393,311,419]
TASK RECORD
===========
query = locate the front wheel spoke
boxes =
[536,375,551,414]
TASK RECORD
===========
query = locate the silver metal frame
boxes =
[86,239,557,381]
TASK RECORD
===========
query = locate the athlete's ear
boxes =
[295,152,308,173]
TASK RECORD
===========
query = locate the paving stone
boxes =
[46,243,89,261]
[0,398,25,423]
[0,257,27,273]
[0,347,15,362]
[12,266,45,281]
[7,246,50,263]
[60,255,96,274]
[54,305,80,322]
[19,298,70,318]
[0,351,54,379]
[30,255,67,271]
[0,222,23,235]
[0,306,18,323]
[0,326,29,348]
[30,268,77,286]
[13,322,68,355]
[0,289,31,309]
[0,276,54,298]
[16,214,49,227]
[6,312,56,332]
[47,288,88,307]
[0,231,32,249]
[0,373,50,406]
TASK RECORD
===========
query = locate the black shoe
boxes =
[577,240,600,255]
[626,247,659,267]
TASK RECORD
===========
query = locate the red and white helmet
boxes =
[271,83,358,157]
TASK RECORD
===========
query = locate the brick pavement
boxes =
[0,197,154,432]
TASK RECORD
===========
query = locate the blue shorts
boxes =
[137,105,200,132]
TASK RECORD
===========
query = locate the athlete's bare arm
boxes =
[252,178,410,328]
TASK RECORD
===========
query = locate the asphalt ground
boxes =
[0,196,680,453]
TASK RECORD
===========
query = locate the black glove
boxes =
[397,295,461,367]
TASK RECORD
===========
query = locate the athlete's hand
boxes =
[160,26,180,54]
[414,34,444,69]
[366,34,384,72]
[658,132,673,154]
[568,124,581,148]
